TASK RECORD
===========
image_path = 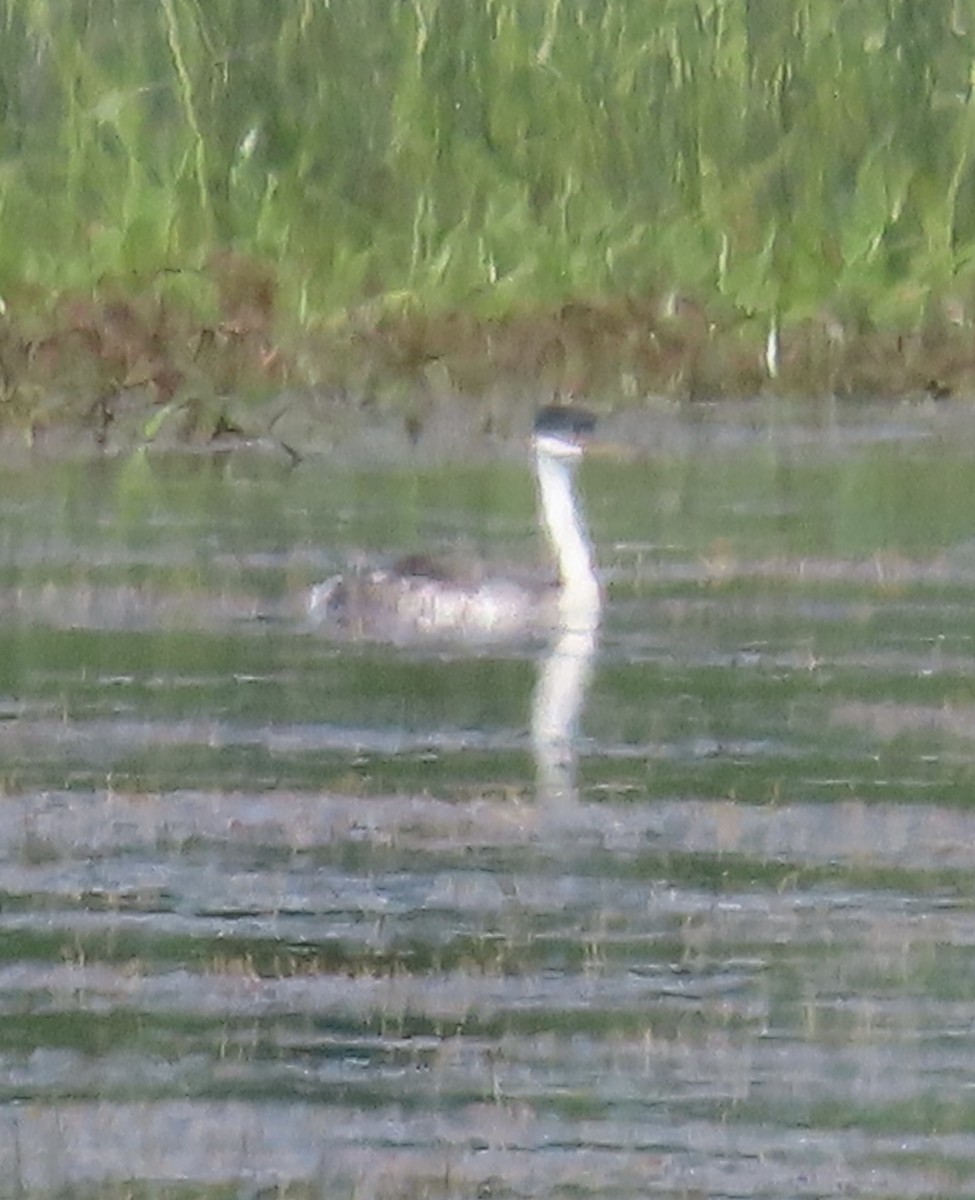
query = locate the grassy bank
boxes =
[2,0,975,438]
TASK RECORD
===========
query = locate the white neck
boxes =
[535,448,601,622]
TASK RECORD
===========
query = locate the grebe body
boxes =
[308,406,600,642]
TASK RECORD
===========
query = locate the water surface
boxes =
[2,400,975,1197]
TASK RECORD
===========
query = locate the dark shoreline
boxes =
[2,273,973,455]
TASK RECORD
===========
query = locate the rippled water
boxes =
[3,400,975,1197]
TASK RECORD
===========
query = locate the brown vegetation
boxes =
[1,253,973,448]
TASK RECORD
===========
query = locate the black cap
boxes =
[533,405,597,438]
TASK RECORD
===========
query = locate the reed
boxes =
[1,0,974,403]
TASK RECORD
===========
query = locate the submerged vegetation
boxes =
[2,0,975,436]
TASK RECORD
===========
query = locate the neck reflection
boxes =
[531,608,600,803]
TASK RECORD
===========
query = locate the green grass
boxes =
[2,0,975,420]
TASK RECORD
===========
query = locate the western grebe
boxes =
[308,406,601,641]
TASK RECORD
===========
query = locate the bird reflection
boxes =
[531,613,599,803]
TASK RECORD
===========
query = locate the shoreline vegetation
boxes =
[3,2,975,446]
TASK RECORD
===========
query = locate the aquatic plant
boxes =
[1,0,974,415]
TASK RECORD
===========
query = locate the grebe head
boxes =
[532,405,596,462]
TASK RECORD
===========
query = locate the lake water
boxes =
[2,398,975,1198]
